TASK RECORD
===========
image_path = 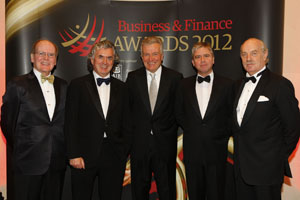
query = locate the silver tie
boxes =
[149,73,158,113]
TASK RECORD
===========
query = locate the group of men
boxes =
[1,36,299,200]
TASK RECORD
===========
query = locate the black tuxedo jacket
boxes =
[64,74,131,168]
[175,74,233,164]
[233,68,300,185]
[1,71,68,175]
[126,66,182,160]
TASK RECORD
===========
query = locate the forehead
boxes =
[142,43,161,51]
[94,47,114,55]
[241,39,262,52]
[35,41,55,51]
[194,47,212,55]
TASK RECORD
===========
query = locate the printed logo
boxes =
[59,14,105,57]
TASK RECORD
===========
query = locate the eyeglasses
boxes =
[35,51,56,58]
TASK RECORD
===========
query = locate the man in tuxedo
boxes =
[233,38,300,200]
[175,42,233,200]
[64,40,131,200]
[126,36,182,200]
[1,39,67,200]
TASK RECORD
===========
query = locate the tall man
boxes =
[233,38,300,200]
[1,39,67,200]
[64,40,131,200]
[175,42,233,200]
[126,36,183,200]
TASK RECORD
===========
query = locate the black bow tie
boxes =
[244,70,265,84]
[197,75,211,83]
[245,76,257,83]
[97,77,110,86]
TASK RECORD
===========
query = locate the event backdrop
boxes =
[5,0,286,199]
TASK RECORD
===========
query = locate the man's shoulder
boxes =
[264,69,291,87]
[70,74,91,83]
[214,72,234,84]
[127,67,145,76]
[162,66,183,78]
[54,75,68,86]
[6,72,35,89]
[111,76,126,86]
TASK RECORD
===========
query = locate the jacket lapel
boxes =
[233,79,246,127]
[28,71,51,121]
[241,69,269,127]
[204,75,221,120]
[187,76,202,119]
[52,77,61,120]
[153,66,168,115]
[106,77,118,120]
[137,69,152,115]
[85,74,105,120]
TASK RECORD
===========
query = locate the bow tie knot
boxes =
[97,77,110,86]
[197,75,211,83]
[245,76,256,83]
[41,74,54,84]
[245,69,265,84]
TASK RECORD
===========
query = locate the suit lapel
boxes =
[28,72,51,121]
[233,79,246,127]
[137,69,152,115]
[204,75,221,120]
[52,77,61,120]
[187,76,202,119]
[153,66,168,115]
[106,77,118,120]
[241,70,269,127]
[85,74,105,120]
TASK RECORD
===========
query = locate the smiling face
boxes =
[31,40,57,76]
[240,38,268,76]
[90,48,114,77]
[141,43,164,73]
[192,47,214,77]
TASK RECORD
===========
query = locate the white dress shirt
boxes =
[196,71,214,119]
[33,68,56,121]
[236,66,266,126]
[93,71,110,137]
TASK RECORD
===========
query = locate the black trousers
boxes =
[131,137,176,200]
[235,168,282,200]
[70,140,126,200]
[13,168,65,200]
[185,162,226,200]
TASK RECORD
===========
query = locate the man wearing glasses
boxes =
[1,39,68,200]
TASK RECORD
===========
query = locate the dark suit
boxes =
[175,73,233,200]
[64,73,131,200]
[126,66,182,200]
[1,71,67,200]
[233,68,300,200]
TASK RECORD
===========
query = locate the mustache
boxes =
[246,61,255,65]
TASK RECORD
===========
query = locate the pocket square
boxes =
[257,95,269,102]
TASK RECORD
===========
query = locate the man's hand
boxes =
[69,157,85,169]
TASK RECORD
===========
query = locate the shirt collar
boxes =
[146,65,162,77]
[197,71,214,82]
[93,71,110,79]
[33,68,52,84]
[246,66,266,78]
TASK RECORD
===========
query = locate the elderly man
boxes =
[1,39,67,200]
[64,40,131,200]
[233,38,300,200]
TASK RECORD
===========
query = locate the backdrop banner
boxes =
[5,0,285,199]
